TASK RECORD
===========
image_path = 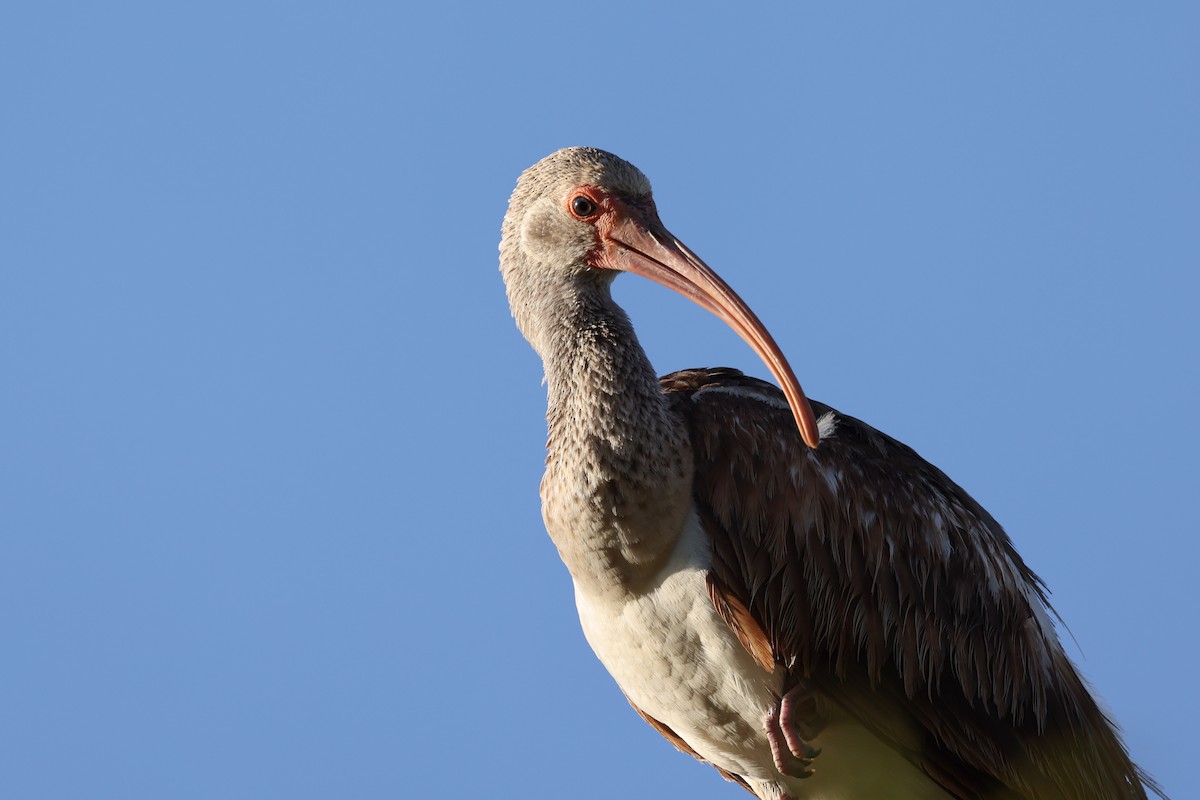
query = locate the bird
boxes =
[499,147,1163,800]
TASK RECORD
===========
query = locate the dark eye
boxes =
[570,195,597,218]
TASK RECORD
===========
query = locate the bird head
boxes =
[500,147,819,449]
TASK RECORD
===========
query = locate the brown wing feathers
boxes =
[705,572,775,673]
[663,368,1162,800]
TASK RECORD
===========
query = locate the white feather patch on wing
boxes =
[817,411,838,439]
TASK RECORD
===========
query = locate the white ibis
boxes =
[499,147,1162,800]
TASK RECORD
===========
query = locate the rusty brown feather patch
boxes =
[626,696,703,760]
[706,571,776,673]
[626,696,756,796]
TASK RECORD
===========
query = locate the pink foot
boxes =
[763,682,825,779]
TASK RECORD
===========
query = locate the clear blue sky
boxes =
[2,3,1195,798]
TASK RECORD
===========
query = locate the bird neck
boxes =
[539,289,694,597]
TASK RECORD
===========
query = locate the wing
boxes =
[662,368,1163,800]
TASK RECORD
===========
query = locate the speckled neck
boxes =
[538,288,694,598]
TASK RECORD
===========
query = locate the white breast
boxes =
[573,508,783,781]
[572,507,952,800]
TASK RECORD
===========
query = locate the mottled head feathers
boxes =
[499,147,651,356]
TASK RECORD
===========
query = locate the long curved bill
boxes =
[593,198,820,450]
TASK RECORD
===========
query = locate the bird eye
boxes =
[570,195,598,218]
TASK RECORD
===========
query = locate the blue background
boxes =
[2,3,1195,798]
